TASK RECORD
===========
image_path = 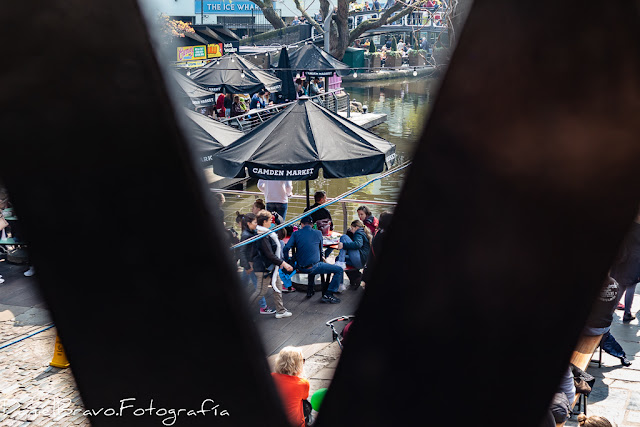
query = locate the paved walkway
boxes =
[2,254,639,426]
[0,256,356,425]
[564,291,640,426]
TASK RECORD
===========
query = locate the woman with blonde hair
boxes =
[271,346,310,427]
[335,219,372,289]
[577,413,613,427]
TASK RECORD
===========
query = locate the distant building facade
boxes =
[141,0,321,37]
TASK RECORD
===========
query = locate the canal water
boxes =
[244,77,438,224]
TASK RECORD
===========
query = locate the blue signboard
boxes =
[195,0,264,14]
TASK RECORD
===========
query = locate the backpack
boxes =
[252,234,278,272]
[226,228,240,263]
[315,218,332,236]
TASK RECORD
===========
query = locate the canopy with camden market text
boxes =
[188,53,282,94]
[181,107,243,166]
[279,43,350,77]
[211,98,396,180]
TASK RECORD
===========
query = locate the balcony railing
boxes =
[218,89,350,133]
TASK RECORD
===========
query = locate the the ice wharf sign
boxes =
[195,1,264,14]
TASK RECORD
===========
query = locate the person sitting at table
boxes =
[335,219,372,290]
[303,191,332,230]
[357,205,378,235]
[263,90,273,107]
[301,79,310,97]
[361,211,392,289]
[250,90,266,110]
[215,93,226,119]
[230,95,244,118]
[283,215,343,303]
[304,191,334,256]
[583,274,632,366]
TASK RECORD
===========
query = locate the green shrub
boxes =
[391,36,397,51]
[408,49,428,57]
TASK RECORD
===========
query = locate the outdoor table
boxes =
[323,231,341,249]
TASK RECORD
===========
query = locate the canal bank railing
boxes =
[214,161,412,250]
[214,189,397,235]
[218,89,351,133]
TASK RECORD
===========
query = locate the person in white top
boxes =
[257,180,293,220]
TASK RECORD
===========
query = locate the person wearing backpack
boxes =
[250,210,294,318]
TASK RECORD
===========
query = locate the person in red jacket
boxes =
[215,93,226,118]
[271,346,310,427]
[357,205,378,235]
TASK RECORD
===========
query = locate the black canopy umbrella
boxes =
[274,47,297,103]
[171,70,219,108]
[181,107,243,166]
[211,99,396,206]
[188,53,282,94]
[284,44,351,77]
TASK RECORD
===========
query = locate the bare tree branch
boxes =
[348,0,429,45]
[293,0,325,33]
[248,0,286,29]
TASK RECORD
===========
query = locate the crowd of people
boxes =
[230,181,392,316]
[197,89,275,121]
[195,74,325,121]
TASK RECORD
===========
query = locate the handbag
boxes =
[302,399,313,426]
[570,363,595,396]
[315,218,332,236]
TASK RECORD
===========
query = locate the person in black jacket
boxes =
[304,191,334,256]
[361,211,392,289]
[583,275,631,366]
[250,210,294,319]
[238,213,274,315]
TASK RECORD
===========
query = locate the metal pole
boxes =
[341,201,348,234]
[324,10,334,54]
[201,0,204,24]
[306,180,310,209]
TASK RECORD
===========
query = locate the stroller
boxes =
[325,315,355,350]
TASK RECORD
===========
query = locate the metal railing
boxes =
[218,89,351,133]
[218,9,281,34]
[347,8,448,31]
[212,189,396,234]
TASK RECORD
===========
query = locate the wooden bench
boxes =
[556,334,603,427]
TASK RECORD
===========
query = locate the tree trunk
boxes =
[293,0,324,33]
[320,0,330,22]
[448,0,473,47]
[332,0,351,60]
[248,0,286,29]
[331,0,429,60]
